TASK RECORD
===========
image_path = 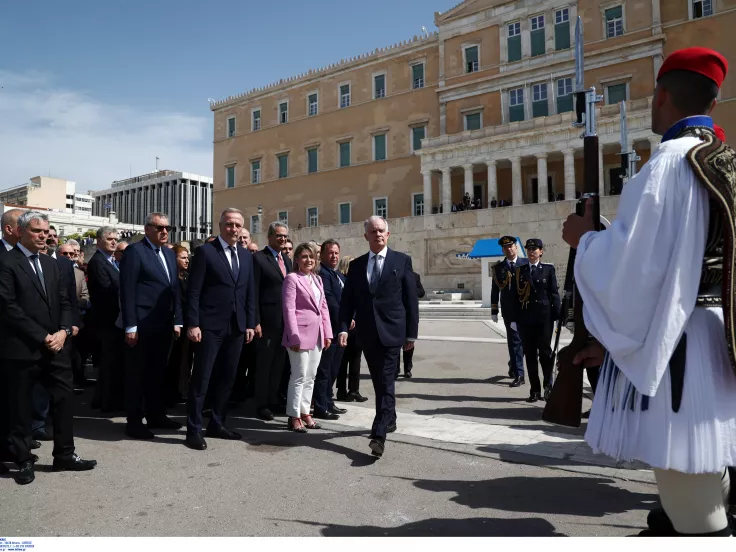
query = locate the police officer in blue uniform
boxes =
[514,238,560,402]
[490,236,528,387]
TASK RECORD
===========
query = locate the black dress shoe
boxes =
[369,437,385,458]
[509,377,525,388]
[270,404,287,415]
[15,461,34,485]
[30,439,41,450]
[0,462,8,475]
[32,429,52,441]
[508,369,515,378]
[256,408,274,421]
[526,393,542,403]
[336,390,353,402]
[387,422,397,433]
[349,391,368,403]
[313,410,340,420]
[582,409,592,419]
[205,426,241,440]
[185,433,208,450]
[125,424,155,440]
[543,385,552,402]
[404,371,412,379]
[329,406,347,415]
[146,416,183,430]
[53,454,97,472]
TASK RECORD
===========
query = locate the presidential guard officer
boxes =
[514,238,560,403]
[490,236,527,387]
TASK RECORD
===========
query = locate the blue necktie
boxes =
[229,246,238,277]
[154,248,169,281]
[370,255,381,294]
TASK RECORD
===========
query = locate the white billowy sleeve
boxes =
[574,140,709,396]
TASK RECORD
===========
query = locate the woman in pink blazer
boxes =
[282,243,333,432]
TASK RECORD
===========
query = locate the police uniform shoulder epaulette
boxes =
[493,259,503,267]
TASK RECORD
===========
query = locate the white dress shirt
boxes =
[145,237,171,282]
[1,238,14,251]
[366,246,387,286]
[218,235,239,273]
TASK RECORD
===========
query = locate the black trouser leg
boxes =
[403,347,414,372]
[40,350,76,460]
[536,321,554,389]
[5,360,37,464]
[519,324,541,394]
[586,366,601,395]
[125,330,172,425]
[254,336,286,409]
[363,340,400,439]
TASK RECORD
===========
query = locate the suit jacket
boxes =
[318,263,346,336]
[56,254,81,328]
[119,239,183,333]
[513,262,561,325]
[282,271,332,350]
[87,249,121,328]
[73,266,90,310]
[414,271,426,299]
[0,248,73,361]
[185,238,255,332]
[252,246,293,338]
[338,248,419,348]
[490,257,529,321]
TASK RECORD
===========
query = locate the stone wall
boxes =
[250,196,620,296]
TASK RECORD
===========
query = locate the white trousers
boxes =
[286,345,323,418]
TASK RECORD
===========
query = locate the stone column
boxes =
[563,149,576,200]
[486,161,497,206]
[598,145,605,196]
[536,153,548,203]
[463,164,474,198]
[422,170,432,216]
[441,167,452,214]
[510,156,522,206]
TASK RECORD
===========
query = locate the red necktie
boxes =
[277,254,286,277]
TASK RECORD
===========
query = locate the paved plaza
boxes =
[0,319,658,537]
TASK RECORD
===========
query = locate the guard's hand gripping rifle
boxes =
[543,17,602,428]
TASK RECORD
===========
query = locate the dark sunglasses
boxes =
[148,224,172,232]
[60,251,78,257]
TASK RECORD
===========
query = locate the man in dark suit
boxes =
[396,270,425,379]
[0,211,96,484]
[119,212,183,439]
[86,226,125,412]
[490,236,529,388]
[185,208,256,450]
[338,216,419,458]
[312,239,348,420]
[252,222,293,421]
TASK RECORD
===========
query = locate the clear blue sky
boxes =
[0,0,458,190]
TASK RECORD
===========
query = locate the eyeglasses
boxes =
[60,251,78,258]
[148,224,172,232]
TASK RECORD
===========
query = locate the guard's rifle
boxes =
[616,100,640,190]
[542,17,603,428]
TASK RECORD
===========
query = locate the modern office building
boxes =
[0,176,95,215]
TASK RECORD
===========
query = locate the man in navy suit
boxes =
[338,216,419,458]
[119,212,183,439]
[184,208,256,451]
[312,239,349,420]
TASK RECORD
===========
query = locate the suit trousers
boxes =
[254,334,287,409]
[337,333,362,393]
[286,346,323,418]
[504,320,525,378]
[233,340,257,400]
[187,316,244,434]
[395,346,415,376]
[95,326,126,412]
[0,361,9,456]
[125,330,173,425]
[31,383,50,433]
[313,342,344,413]
[4,352,75,463]
[362,338,401,439]
[518,321,554,394]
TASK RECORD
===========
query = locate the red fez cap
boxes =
[714,124,726,141]
[657,47,728,88]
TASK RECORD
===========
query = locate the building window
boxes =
[279,101,288,124]
[339,141,351,168]
[226,166,235,189]
[308,93,318,116]
[277,154,289,178]
[507,22,521,62]
[530,15,545,57]
[413,193,424,217]
[339,84,351,108]
[307,207,318,227]
[252,109,261,131]
[692,0,713,18]
[412,63,425,89]
[227,116,236,138]
[373,197,388,219]
[339,202,351,224]
[605,6,624,38]
[509,88,524,122]
[250,215,259,233]
[374,73,386,99]
[278,211,288,225]
[532,83,548,118]
[464,45,479,73]
[373,134,387,161]
[555,8,570,50]
[411,126,426,152]
[606,83,628,105]
[307,148,318,174]
[556,78,574,113]
[464,112,482,131]
[251,160,261,184]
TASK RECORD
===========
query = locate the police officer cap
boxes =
[498,236,516,247]
[525,238,543,249]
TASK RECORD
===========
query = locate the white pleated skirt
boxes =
[585,306,736,474]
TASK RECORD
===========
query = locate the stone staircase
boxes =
[419,300,492,319]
